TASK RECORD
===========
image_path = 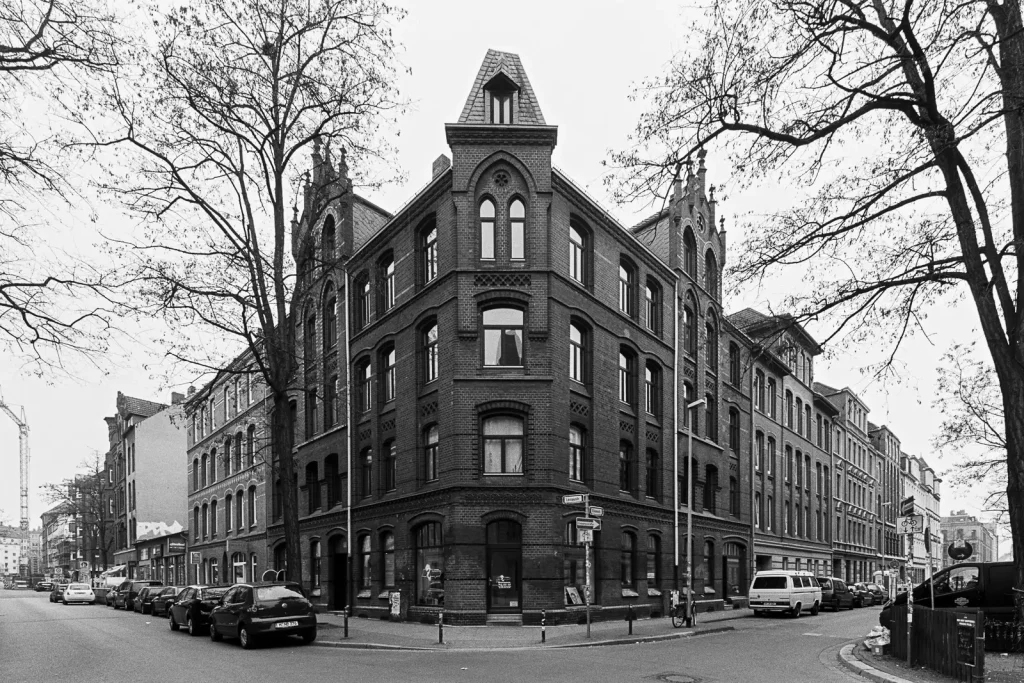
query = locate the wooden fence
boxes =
[890,605,984,682]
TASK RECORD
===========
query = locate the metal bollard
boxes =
[628,604,633,635]
[438,609,444,644]
[344,604,349,639]
[541,609,546,643]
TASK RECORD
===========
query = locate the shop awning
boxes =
[100,565,127,577]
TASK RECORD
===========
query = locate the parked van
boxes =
[748,570,822,617]
[879,561,1017,629]
[817,576,855,611]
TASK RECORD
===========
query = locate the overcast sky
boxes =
[0,0,1000,545]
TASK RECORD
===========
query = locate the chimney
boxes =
[187,385,196,397]
[171,392,185,405]
[432,154,451,179]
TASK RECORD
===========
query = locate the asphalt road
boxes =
[0,590,881,683]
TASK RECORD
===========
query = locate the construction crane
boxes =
[0,387,30,578]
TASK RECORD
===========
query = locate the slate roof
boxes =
[458,50,546,125]
[813,381,840,396]
[352,196,393,252]
[117,392,167,420]
[725,307,770,331]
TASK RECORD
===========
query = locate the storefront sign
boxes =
[168,540,186,555]
[495,575,512,590]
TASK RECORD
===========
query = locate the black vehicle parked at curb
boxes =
[150,586,184,617]
[133,586,161,614]
[209,582,316,649]
[851,582,874,607]
[169,586,230,636]
[816,577,855,611]
[112,580,163,610]
[35,581,53,592]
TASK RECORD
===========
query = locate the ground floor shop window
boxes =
[416,522,444,606]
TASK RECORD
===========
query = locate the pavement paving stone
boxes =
[313,605,748,650]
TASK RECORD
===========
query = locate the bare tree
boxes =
[96,0,403,582]
[0,0,123,371]
[40,452,115,573]
[616,0,1024,616]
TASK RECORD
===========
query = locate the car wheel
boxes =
[791,603,801,618]
[62,599,67,605]
[239,625,255,650]
[810,601,820,616]
[209,623,222,642]
[300,629,316,644]
[752,609,763,617]
[187,616,197,636]
[169,613,180,632]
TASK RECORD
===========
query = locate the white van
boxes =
[748,570,822,617]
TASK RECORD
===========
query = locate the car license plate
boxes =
[275,621,299,629]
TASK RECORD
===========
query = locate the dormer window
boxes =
[485,72,519,125]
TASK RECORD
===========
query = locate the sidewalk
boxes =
[839,640,1024,683]
[313,608,745,650]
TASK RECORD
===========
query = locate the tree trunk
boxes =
[271,387,302,583]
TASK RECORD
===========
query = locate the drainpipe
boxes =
[344,269,353,617]
[749,356,756,590]
[673,282,680,598]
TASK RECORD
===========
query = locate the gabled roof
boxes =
[116,392,167,421]
[458,50,545,125]
[726,307,822,354]
[813,381,839,396]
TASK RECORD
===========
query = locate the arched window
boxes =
[310,540,321,589]
[306,462,320,514]
[568,221,589,285]
[246,425,255,466]
[312,212,332,265]
[785,390,794,428]
[360,448,373,498]
[234,432,242,471]
[421,217,438,283]
[683,292,697,356]
[424,425,439,482]
[247,485,256,527]
[482,307,523,366]
[383,439,397,491]
[805,405,812,439]
[728,408,740,452]
[509,199,525,260]
[683,227,697,277]
[754,493,762,529]
[415,522,444,606]
[423,322,438,383]
[645,449,659,498]
[786,445,794,481]
[569,321,587,384]
[379,254,395,312]
[304,307,316,362]
[620,531,636,587]
[729,343,741,385]
[705,314,718,369]
[704,394,717,442]
[225,493,233,532]
[356,358,372,412]
[224,438,232,477]
[569,425,585,482]
[325,375,338,429]
[785,501,792,534]
[645,278,662,334]
[209,449,217,484]
[619,440,634,492]
[730,477,740,516]
[647,535,661,587]
[482,415,524,474]
[644,361,661,416]
[193,506,200,540]
[704,540,716,593]
[380,345,396,404]
[755,431,764,471]
[704,465,718,514]
[192,458,199,491]
[380,532,395,586]
[323,282,337,350]
[354,272,370,329]
[619,258,636,317]
[796,398,804,433]
[705,250,719,293]
[767,378,777,418]
[358,535,372,588]
[480,199,495,259]
[683,381,696,430]
[210,498,218,537]
[235,490,243,531]
[619,349,637,406]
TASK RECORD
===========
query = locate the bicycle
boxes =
[670,597,697,628]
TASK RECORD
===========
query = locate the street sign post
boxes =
[576,518,602,530]
[589,506,604,517]
[561,495,585,505]
[562,492,593,637]
[578,529,594,543]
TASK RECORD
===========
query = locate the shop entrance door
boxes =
[486,520,522,613]
[329,537,347,610]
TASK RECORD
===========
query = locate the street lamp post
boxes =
[684,397,706,627]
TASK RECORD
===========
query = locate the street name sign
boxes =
[589,506,604,517]
[898,515,924,534]
[562,494,585,505]
[576,518,602,530]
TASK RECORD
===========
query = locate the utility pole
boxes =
[0,387,30,579]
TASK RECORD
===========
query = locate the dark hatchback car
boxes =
[150,586,184,617]
[851,582,874,607]
[169,585,230,636]
[48,582,68,603]
[209,582,316,649]
[113,580,163,610]
[865,583,887,603]
[35,581,53,592]
[816,577,855,611]
[133,586,162,614]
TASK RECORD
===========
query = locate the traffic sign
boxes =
[578,529,594,543]
[589,506,604,517]
[562,494,585,505]
[900,495,916,516]
[576,518,602,530]
[898,515,924,534]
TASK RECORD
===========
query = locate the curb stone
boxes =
[838,643,915,683]
[311,625,736,652]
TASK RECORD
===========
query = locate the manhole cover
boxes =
[654,674,699,683]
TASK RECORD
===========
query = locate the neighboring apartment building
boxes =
[941,510,996,567]
[869,423,904,580]
[0,529,21,576]
[40,502,76,579]
[107,392,188,578]
[186,351,271,587]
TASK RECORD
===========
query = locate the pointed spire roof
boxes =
[458,50,546,125]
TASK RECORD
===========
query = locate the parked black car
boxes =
[880,561,1016,629]
[133,586,161,614]
[169,585,230,636]
[816,577,855,611]
[851,582,874,607]
[865,583,887,603]
[34,581,53,592]
[150,586,184,617]
[113,579,163,610]
[209,582,316,649]
[48,582,69,603]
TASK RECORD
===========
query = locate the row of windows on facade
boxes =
[753,493,829,542]
[752,370,834,450]
[191,425,259,492]
[191,373,260,444]
[754,433,831,496]
[192,486,259,541]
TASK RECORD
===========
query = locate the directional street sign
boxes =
[576,518,602,530]
[578,529,594,543]
[562,494,585,505]
[589,506,604,517]
[898,515,924,535]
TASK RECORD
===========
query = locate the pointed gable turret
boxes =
[457,49,546,126]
